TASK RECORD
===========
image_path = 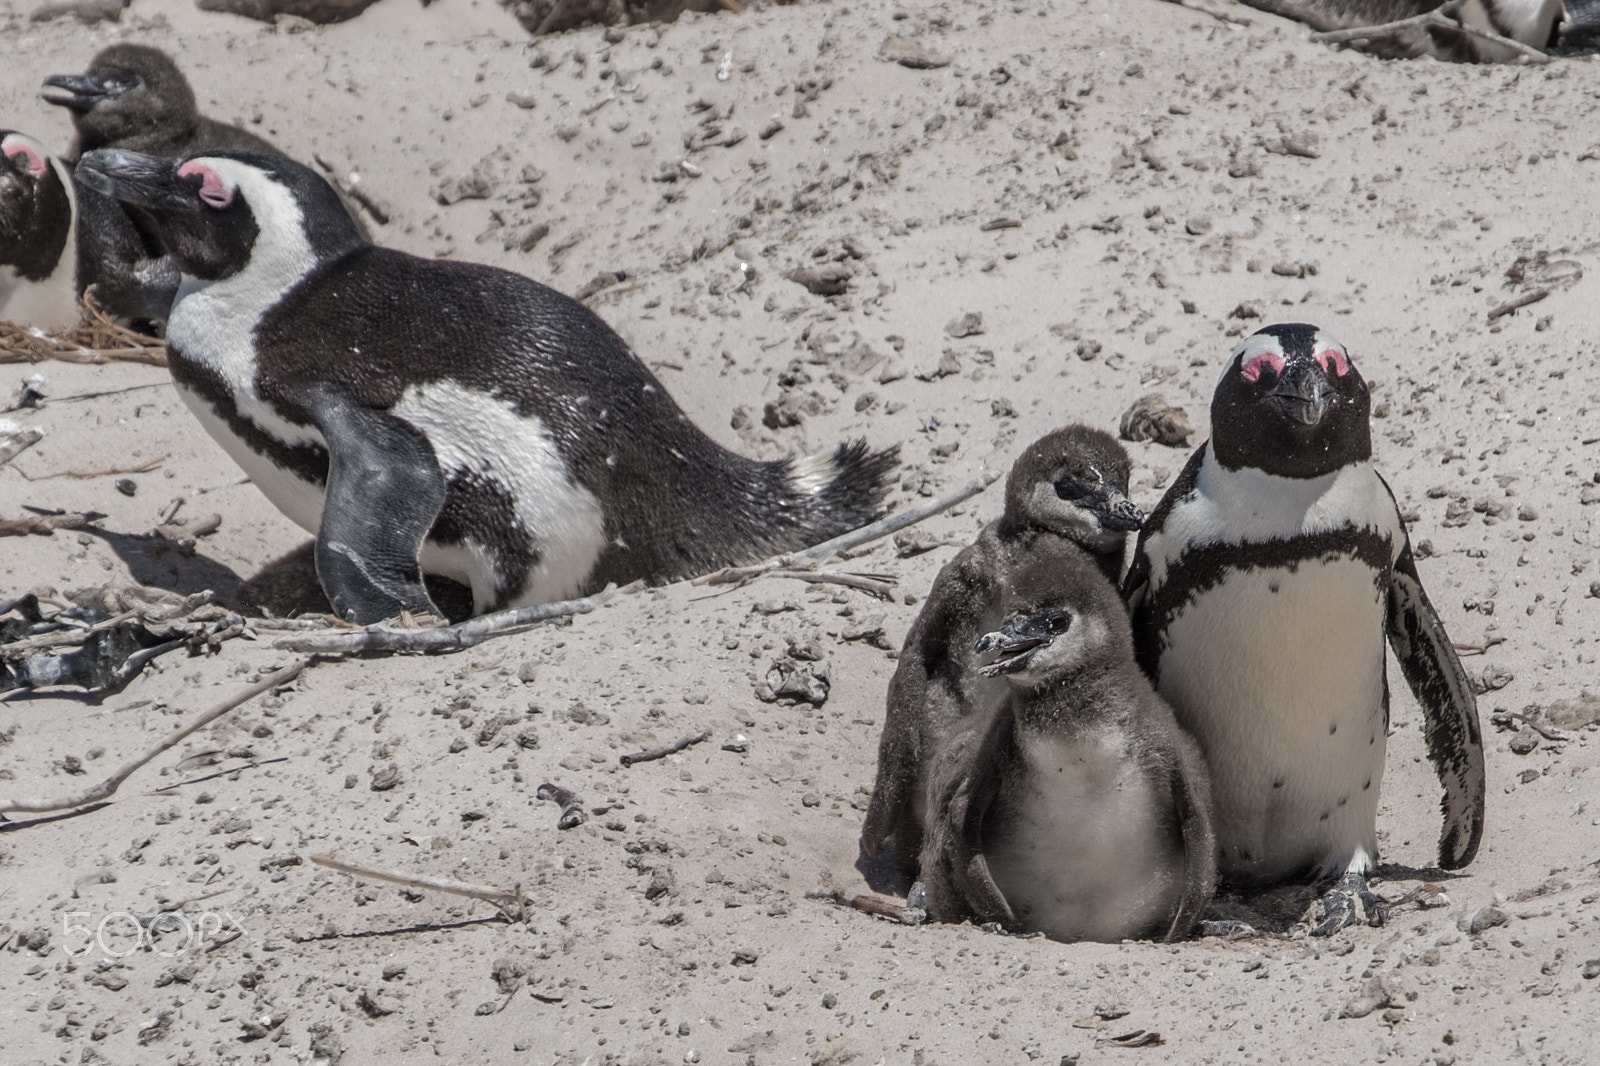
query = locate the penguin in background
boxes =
[911,545,1216,943]
[1122,323,1484,936]
[0,129,176,330]
[860,426,1145,878]
[74,148,897,623]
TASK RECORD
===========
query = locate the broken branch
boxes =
[271,587,614,655]
[0,660,307,815]
[806,887,926,925]
[311,853,524,922]
[620,729,712,767]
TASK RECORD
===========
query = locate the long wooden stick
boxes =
[311,853,524,921]
[271,588,612,655]
[0,660,307,815]
[699,470,1002,586]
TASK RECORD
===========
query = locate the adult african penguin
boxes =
[861,425,1145,879]
[76,148,898,624]
[1,132,78,329]
[1,130,181,328]
[1121,323,1484,936]
[911,545,1216,943]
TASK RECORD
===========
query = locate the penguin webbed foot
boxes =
[1310,870,1389,937]
[1197,918,1261,941]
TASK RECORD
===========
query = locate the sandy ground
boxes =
[3,0,1600,1062]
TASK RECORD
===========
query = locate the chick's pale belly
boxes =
[1156,555,1388,884]
[985,728,1184,942]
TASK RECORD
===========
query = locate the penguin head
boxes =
[974,551,1129,690]
[1,131,72,273]
[75,149,362,282]
[1003,424,1143,551]
[1211,323,1372,479]
[43,45,195,156]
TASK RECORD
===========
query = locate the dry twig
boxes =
[620,729,712,767]
[1309,0,1550,63]
[0,289,167,367]
[700,470,1002,586]
[272,587,613,655]
[806,887,926,925]
[0,660,307,815]
[1155,0,1252,26]
[0,511,99,537]
[311,853,525,922]
[14,454,167,481]
[774,569,898,599]
[1486,288,1549,321]
[1489,709,1569,742]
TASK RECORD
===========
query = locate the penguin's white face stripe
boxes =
[1,134,48,179]
[391,380,607,610]
[1220,327,1352,390]
[166,157,321,449]
[1142,445,1402,593]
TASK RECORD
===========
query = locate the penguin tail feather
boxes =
[783,439,899,538]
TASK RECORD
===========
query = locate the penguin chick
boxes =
[75,149,897,624]
[915,548,1216,943]
[44,44,281,160]
[860,425,1143,877]
[1123,323,1485,936]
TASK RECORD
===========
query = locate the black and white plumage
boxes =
[908,547,1216,943]
[75,148,897,624]
[1,131,78,329]
[1122,323,1484,935]
[860,426,1144,875]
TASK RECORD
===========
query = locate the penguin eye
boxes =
[1316,348,1349,377]
[1046,612,1072,634]
[177,162,234,210]
[1240,351,1285,383]
[1054,477,1095,501]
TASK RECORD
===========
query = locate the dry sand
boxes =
[3,0,1600,1062]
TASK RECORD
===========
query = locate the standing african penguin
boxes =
[77,148,897,623]
[860,426,1144,876]
[1,131,78,329]
[911,545,1216,943]
[1122,323,1484,935]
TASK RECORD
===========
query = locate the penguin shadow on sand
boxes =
[85,526,244,604]
[857,426,1217,944]
[229,541,477,623]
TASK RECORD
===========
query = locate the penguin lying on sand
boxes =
[75,148,897,623]
[1,129,176,329]
[913,548,1216,943]
[860,426,1144,876]
[1122,323,1484,936]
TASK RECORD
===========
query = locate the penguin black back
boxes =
[76,148,897,620]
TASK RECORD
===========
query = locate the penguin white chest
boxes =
[1158,554,1388,884]
[985,726,1184,943]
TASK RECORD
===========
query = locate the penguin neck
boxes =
[0,157,78,328]
[1197,440,1373,529]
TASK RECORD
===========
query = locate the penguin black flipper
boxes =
[861,544,993,869]
[1384,535,1485,870]
[302,386,448,624]
[72,179,178,321]
[1120,444,1205,677]
[1164,728,1219,942]
[953,701,1019,928]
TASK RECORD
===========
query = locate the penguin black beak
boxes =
[1267,360,1331,427]
[76,149,192,211]
[975,609,1071,677]
[1094,488,1145,533]
[42,72,124,114]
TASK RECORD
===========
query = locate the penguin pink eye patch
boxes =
[1240,351,1285,382]
[2,139,46,180]
[1316,348,1350,376]
[178,162,233,209]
